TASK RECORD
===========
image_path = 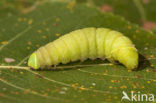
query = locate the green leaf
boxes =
[77,0,156,33]
[0,2,156,103]
[88,0,142,25]
[0,0,37,20]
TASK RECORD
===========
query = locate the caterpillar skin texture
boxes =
[28,27,138,70]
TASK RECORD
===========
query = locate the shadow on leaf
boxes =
[33,54,151,71]
[136,54,152,71]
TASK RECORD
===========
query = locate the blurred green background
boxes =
[1,0,156,33]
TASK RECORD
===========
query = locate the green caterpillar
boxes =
[28,27,138,70]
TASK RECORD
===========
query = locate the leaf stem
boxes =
[0,63,114,70]
[0,66,30,70]
[0,57,155,70]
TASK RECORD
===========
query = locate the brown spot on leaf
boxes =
[15,23,18,27]
[42,35,47,39]
[24,18,27,21]
[17,18,22,22]
[11,91,19,95]
[46,28,49,32]
[37,29,42,34]
[114,67,118,71]
[142,0,150,4]
[27,41,32,45]
[100,4,113,12]
[143,21,156,30]
[0,93,5,97]
[28,19,33,25]
[2,28,6,32]
[56,33,60,37]
[42,93,48,96]
[153,69,156,72]
[122,77,127,80]
[1,41,8,45]
[72,83,78,87]
[56,18,60,22]
[120,85,127,89]
[114,80,120,83]
[136,75,142,78]
[66,2,75,12]
[53,23,59,27]
[15,92,19,95]
[141,86,145,88]
[35,73,44,79]
[152,79,156,82]
[42,21,46,25]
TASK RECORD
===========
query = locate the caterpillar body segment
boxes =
[96,28,110,59]
[28,27,138,70]
[61,34,80,62]
[70,30,89,61]
[83,28,97,60]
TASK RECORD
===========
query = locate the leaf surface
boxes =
[0,2,156,103]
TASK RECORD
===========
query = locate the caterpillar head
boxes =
[28,53,40,69]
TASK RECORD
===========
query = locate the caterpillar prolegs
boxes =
[28,27,138,70]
